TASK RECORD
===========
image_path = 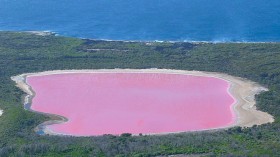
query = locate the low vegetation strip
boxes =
[0,31,280,156]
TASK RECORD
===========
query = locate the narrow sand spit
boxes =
[11,69,274,135]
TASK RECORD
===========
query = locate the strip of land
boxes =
[11,69,274,135]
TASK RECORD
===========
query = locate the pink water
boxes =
[27,73,236,136]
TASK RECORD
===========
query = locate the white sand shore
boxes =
[11,69,274,135]
[0,109,3,116]
[25,31,54,36]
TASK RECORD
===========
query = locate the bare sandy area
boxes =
[25,31,54,36]
[11,69,274,135]
[0,109,3,116]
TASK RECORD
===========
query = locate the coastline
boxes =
[3,30,279,44]
[11,69,274,136]
[27,30,280,43]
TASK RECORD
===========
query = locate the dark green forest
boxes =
[0,31,280,156]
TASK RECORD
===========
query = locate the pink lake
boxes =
[27,73,236,136]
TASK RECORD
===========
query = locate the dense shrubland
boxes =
[0,32,280,156]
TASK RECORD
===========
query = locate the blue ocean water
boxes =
[1,0,280,42]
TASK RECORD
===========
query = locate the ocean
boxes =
[1,0,280,42]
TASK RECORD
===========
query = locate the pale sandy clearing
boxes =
[25,31,54,36]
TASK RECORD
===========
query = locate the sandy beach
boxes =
[11,69,274,136]
[25,31,55,36]
[0,109,3,116]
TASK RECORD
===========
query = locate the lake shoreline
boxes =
[11,69,274,136]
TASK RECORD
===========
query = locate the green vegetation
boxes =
[0,31,280,156]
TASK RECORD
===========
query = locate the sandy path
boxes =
[11,69,274,135]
